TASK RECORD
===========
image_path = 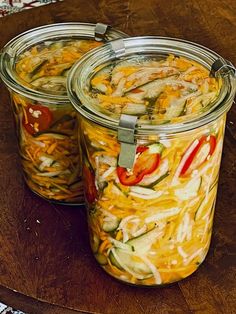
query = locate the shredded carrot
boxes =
[98,240,111,254]
[33,147,41,159]
[31,175,67,184]
[25,148,36,163]
[22,107,28,124]
[50,182,72,195]
[51,192,83,200]
[115,229,123,241]
[47,142,57,154]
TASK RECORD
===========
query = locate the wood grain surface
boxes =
[0,0,235,313]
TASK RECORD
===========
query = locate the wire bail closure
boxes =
[110,38,126,58]
[4,47,14,59]
[118,114,137,169]
[94,23,110,41]
[210,58,236,77]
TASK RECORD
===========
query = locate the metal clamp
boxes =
[1,47,15,59]
[118,114,137,169]
[210,58,236,77]
[110,39,126,58]
[94,23,110,41]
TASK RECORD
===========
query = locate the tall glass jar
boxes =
[0,23,128,205]
[67,37,236,285]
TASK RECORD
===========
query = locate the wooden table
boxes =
[0,1,235,313]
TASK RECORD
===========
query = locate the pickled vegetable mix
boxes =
[82,115,225,285]
[90,55,222,124]
[12,39,102,203]
[74,52,227,285]
[16,39,102,94]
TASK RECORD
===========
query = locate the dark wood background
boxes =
[0,0,235,313]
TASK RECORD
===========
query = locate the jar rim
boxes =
[0,22,128,104]
[67,36,236,134]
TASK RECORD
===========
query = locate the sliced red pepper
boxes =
[208,135,217,155]
[117,146,161,186]
[131,88,144,93]
[83,164,97,204]
[22,104,53,135]
[136,146,149,153]
[180,134,217,176]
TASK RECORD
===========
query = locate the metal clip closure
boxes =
[94,23,110,41]
[2,47,15,59]
[118,114,137,169]
[210,58,236,77]
[110,39,126,58]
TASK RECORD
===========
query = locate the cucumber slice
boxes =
[90,234,100,253]
[109,238,133,252]
[130,186,157,195]
[62,68,71,77]
[95,253,108,265]
[164,99,186,119]
[129,186,163,200]
[194,199,205,221]
[109,249,123,269]
[126,76,176,101]
[175,176,202,201]
[31,76,66,92]
[38,155,54,171]
[126,227,163,254]
[102,216,120,232]
[91,64,113,93]
[124,68,178,93]
[111,58,139,83]
[29,60,47,77]
[209,176,218,192]
[109,248,153,279]
[49,41,64,50]
[145,172,169,189]
[122,103,146,115]
[99,155,117,167]
[35,132,69,139]
[148,143,164,154]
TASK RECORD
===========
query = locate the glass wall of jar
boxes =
[0,23,128,205]
[67,37,236,284]
[80,114,225,285]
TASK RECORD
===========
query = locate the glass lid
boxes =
[15,37,104,96]
[0,22,128,101]
[67,36,236,133]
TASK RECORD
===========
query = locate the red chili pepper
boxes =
[83,164,97,204]
[22,104,53,135]
[180,134,217,176]
[136,146,149,153]
[117,146,161,186]
[131,88,144,94]
[208,135,217,155]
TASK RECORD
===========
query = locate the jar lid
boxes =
[0,22,128,104]
[68,36,235,130]
[67,36,236,168]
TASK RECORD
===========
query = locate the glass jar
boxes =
[0,23,128,205]
[67,36,236,285]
